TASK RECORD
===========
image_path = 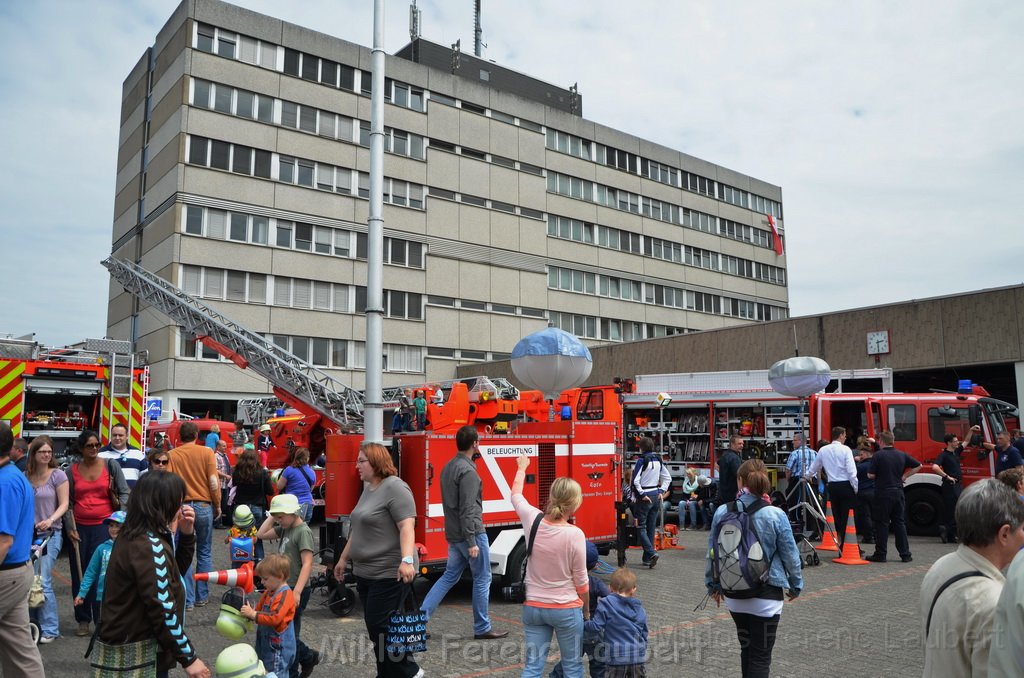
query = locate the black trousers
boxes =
[872,488,910,560]
[856,490,875,540]
[827,481,857,546]
[941,482,962,540]
[729,611,781,678]
[356,576,421,678]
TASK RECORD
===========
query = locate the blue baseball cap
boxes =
[105,511,127,525]
[586,541,599,570]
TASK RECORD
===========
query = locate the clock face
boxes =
[867,330,890,355]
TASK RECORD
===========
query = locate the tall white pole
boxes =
[364,0,386,442]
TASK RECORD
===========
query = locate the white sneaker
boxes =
[413,669,425,678]
[39,635,58,644]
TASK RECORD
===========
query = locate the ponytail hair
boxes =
[744,471,771,498]
[545,477,582,520]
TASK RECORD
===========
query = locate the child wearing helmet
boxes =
[73,511,126,621]
[240,554,296,676]
[226,504,261,569]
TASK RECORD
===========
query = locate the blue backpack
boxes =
[711,499,774,598]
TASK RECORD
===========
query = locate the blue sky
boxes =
[2,0,1022,347]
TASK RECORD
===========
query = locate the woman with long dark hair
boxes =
[100,470,211,678]
[26,435,68,643]
[66,429,129,637]
[232,446,273,561]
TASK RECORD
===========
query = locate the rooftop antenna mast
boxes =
[473,0,485,57]
[409,0,421,42]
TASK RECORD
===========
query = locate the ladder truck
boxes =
[102,258,622,613]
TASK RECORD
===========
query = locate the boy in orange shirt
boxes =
[240,554,296,675]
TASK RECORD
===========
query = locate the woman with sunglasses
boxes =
[147,448,171,471]
[66,429,129,637]
[26,435,69,643]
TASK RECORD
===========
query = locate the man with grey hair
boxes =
[920,478,1024,678]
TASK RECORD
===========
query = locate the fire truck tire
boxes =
[904,486,942,537]
[502,541,527,588]
[328,586,356,617]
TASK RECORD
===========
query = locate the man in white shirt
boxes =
[99,423,148,488]
[805,426,858,548]
[920,479,1024,677]
[631,437,672,569]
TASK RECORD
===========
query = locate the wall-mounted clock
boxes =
[867,330,890,355]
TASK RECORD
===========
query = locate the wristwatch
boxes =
[401,555,415,565]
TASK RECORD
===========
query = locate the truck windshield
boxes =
[981,398,1017,437]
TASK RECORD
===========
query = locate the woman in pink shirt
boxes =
[511,453,590,678]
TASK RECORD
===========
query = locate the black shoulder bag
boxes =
[508,513,544,603]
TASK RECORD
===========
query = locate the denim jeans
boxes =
[421,533,493,635]
[677,500,700,528]
[299,502,313,524]
[550,629,604,678]
[182,502,213,606]
[632,497,661,562]
[523,604,584,678]
[38,530,63,638]
[729,611,780,678]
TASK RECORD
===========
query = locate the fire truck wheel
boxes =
[904,486,942,537]
[328,586,356,617]
[502,541,527,588]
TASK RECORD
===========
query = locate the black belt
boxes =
[828,480,854,485]
[185,500,211,504]
[0,561,28,571]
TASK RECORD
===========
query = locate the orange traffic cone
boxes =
[815,501,839,552]
[833,509,869,565]
[195,561,255,593]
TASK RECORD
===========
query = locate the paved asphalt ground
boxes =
[38,524,942,677]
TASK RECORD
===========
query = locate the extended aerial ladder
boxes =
[102,257,364,429]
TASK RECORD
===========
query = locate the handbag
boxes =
[28,575,45,608]
[88,637,158,678]
[106,461,121,511]
[385,584,428,655]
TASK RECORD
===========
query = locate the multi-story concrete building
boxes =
[107,0,790,418]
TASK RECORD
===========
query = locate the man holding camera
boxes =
[421,426,508,639]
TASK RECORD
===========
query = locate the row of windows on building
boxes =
[192,78,427,161]
[183,205,424,268]
[547,171,778,251]
[189,77,782,254]
[186,135,425,208]
[548,311,687,343]
[179,262,554,323]
[180,329,425,373]
[547,266,789,321]
[546,129,783,219]
[192,22,779,225]
[546,215,786,286]
[194,22,543,130]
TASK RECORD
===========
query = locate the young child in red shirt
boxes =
[240,554,296,675]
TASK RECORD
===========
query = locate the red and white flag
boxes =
[767,215,784,256]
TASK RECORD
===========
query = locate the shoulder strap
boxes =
[526,513,544,558]
[300,466,314,488]
[926,570,987,637]
[742,498,770,516]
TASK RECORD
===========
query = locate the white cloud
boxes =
[2,0,1022,346]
